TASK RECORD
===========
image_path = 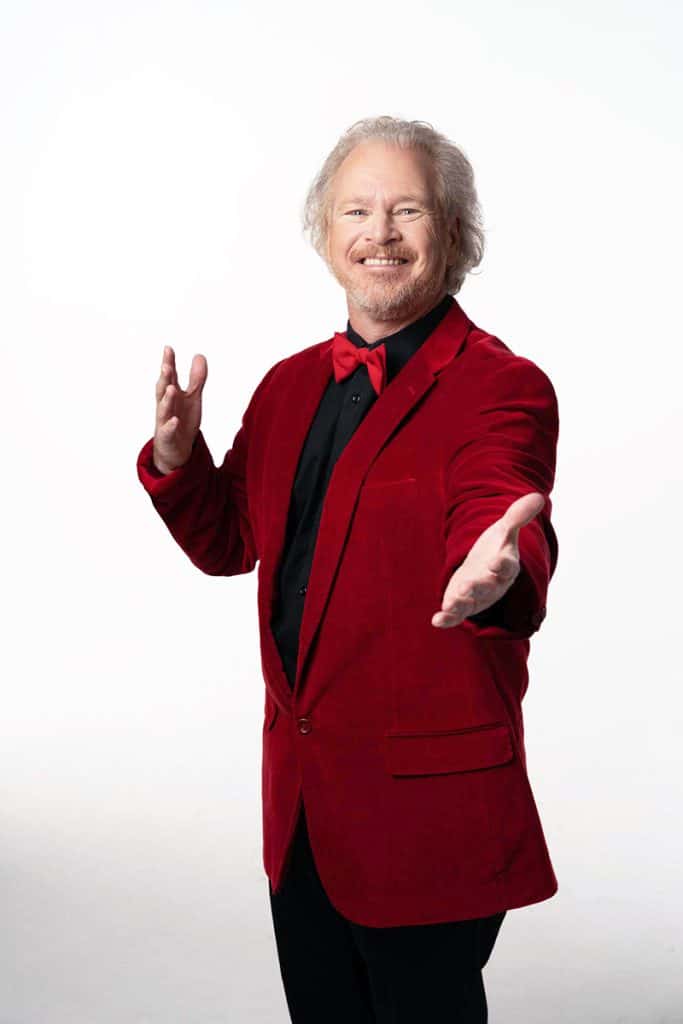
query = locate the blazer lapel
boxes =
[256,341,334,713]
[291,298,474,696]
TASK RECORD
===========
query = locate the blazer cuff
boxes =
[136,431,214,509]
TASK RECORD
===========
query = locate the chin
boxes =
[352,279,438,320]
[354,292,415,319]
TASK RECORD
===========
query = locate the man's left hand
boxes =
[431,492,546,629]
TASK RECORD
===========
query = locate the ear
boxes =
[445,216,460,267]
[322,193,335,264]
[322,208,333,265]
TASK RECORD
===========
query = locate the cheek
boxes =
[410,234,437,265]
[342,240,360,262]
[328,229,352,261]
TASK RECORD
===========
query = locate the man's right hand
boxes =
[153,346,208,474]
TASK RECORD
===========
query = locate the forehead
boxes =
[330,140,435,204]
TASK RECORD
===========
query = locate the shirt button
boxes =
[351,393,361,403]
[298,584,307,596]
[297,717,312,734]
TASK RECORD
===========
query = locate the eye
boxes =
[398,208,419,215]
[345,209,366,216]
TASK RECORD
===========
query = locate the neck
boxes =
[346,288,448,344]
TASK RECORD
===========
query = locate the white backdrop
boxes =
[2,1,682,1021]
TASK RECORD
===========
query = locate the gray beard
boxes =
[332,267,444,323]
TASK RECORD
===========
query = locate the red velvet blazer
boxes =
[136,297,560,927]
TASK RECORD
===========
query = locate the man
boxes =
[137,115,560,1022]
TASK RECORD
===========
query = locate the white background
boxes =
[2,1,682,1021]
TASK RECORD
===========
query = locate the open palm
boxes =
[431,492,546,628]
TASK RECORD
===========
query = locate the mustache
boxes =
[355,252,412,261]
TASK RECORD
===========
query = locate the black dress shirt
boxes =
[270,292,456,689]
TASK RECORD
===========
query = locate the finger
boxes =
[159,345,179,386]
[155,383,177,430]
[432,587,480,627]
[439,591,477,622]
[158,414,179,439]
[186,353,208,397]
[442,575,479,609]
[156,347,179,402]
[431,608,465,628]
[164,345,179,386]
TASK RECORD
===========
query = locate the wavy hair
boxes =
[301,115,485,295]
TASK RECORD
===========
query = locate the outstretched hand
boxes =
[431,493,546,629]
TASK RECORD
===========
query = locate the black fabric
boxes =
[269,804,506,1023]
[270,292,455,689]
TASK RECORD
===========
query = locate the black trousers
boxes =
[268,803,506,1023]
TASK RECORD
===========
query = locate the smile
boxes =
[359,258,409,267]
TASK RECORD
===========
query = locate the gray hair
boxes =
[301,115,485,295]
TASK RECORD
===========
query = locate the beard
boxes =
[327,257,446,323]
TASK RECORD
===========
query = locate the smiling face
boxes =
[324,139,458,333]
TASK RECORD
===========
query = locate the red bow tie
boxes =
[332,333,387,396]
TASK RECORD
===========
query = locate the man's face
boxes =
[325,140,457,322]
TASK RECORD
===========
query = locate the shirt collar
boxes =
[345,293,455,382]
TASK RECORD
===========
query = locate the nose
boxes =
[365,209,401,246]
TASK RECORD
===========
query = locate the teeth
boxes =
[362,258,406,266]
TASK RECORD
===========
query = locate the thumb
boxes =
[502,492,546,546]
[187,353,208,397]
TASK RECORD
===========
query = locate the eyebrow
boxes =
[337,194,428,207]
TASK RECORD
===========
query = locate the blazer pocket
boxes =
[362,476,418,490]
[384,721,513,777]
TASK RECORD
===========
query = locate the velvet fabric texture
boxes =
[136,296,560,927]
[270,291,455,691]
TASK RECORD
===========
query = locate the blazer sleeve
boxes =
[136,357,285,576]
[440,356,560,638]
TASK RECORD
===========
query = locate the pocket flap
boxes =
[385,722,513,776]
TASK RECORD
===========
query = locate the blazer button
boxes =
[297,717,312,734]
[298,584,307,596]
